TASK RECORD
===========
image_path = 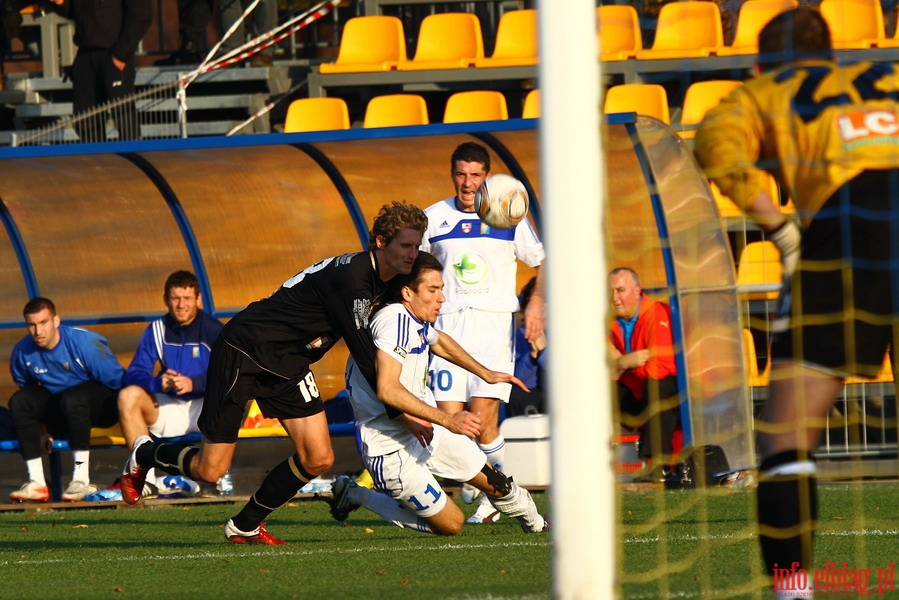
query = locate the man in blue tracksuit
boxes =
[118,271,223,497]
[8,297,125,502]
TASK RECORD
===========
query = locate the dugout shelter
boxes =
[0,115,754,475]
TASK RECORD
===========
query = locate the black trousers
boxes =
[71,48,139,142]
[617,375,680,460]
[8,382,119,459]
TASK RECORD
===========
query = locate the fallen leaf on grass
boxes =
[74,524,88,528]
[364,528,374,534]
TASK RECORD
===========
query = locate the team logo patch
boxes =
[837,109,899,147]
[461,222,472,234]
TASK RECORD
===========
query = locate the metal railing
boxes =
[10,0,342,146]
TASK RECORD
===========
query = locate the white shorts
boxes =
[365,425,486,518]
[148,394,203,439]
[429,308,515,404]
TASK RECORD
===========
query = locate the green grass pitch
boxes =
[1,484,897,599]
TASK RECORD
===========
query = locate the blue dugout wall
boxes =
[0,116,754,471]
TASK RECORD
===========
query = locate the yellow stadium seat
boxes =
[635,1,723,59]
[284,97,350,133]
[90,423,126,445]
[710,181,744,219]
[363,94,429,128]
[845,350,894,383]
[597,5,643,61]
[319,16,406,74]
[678,79,742,138]
[820,0,884,49]
[742,328,770,387]
[443,90,508,123]
[736,240,782,301]
[397,13,484,71]
[603,83,670,124]
[475,9,537,68]
[717,0,797,56]
[522,89,540,119]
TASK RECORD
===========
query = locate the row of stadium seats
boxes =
[601,0,899,62]
[318,10,537,75]
[281,89,540,131]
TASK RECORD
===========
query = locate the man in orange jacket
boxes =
[609,267,683,484]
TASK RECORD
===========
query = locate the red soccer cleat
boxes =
[224,519,287,546]
[121,434,152,504]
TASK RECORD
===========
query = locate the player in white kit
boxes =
[420,141,546,523]
[329,252,547,535]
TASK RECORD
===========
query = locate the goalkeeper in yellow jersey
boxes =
[695,8,899,597]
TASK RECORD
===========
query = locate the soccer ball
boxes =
[474,174,529,229]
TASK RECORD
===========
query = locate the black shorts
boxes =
[771,169,899,378]
[198,337,324,443]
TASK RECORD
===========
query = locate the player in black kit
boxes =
[120,202,482,544]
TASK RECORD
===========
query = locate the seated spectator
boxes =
[117,270,224,498]
[508,276,547,417]
[608,267,685,486]
[8,297,124,502]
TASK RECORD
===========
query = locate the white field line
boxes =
[0,539,549,566]
[4,526,896,567]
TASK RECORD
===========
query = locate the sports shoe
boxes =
[519,512,549,533]
[9,480,49,502]
[466,499,501,524]
[224,519,286,545]
[62,480,98,502]
[460,482,481,504]
[328,475,361,522]
[121,434,152,504]
[157,475,201,499]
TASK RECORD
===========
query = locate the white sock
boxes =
[478,436,507,509]
[72,450,90,483]
[26,458,46,486]
[479,436,507,473]
[351,486,432,533]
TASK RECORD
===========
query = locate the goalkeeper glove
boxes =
[767,219,801,280]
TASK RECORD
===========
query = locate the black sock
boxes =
[148,443,200,478]
[232,454,314,532]
[757,450,818,580]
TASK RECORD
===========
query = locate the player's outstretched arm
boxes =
[431,330,530,393]
[375,350,482,438]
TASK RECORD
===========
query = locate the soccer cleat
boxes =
[120,434,152,505]
[157,475,200,499]
[9,480,49,502]
[465,499,501,524]
[328,475,361,522]
[61,480,98,502]
[518,512,549,533]
[224,519,286,545]
[460,482,481,504]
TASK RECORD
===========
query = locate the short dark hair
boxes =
[451,141,491,173]
[23,297,56,318]
[403,251,443,292]
[757,7,833,72]
[367,202,428,251]
[164,270,199,296]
